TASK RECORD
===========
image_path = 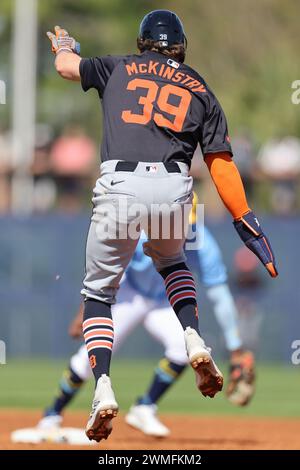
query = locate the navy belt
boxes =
[115,161,181,173]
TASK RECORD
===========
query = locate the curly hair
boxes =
[137,38,186,63]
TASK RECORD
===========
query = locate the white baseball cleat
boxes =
[184,327,223,398]
[37,414,63,430]
[86,374,118,442]
[125,404,170,437]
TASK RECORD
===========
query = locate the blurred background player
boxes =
[38,197,255,437]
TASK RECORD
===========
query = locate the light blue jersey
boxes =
[126,225,227,300]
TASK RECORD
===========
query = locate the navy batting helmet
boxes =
[138,10,186,48]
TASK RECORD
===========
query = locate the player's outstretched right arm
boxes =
[47,25,81,81]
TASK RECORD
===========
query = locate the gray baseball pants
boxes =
[81,160,193,304]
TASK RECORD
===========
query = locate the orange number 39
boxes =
[121,78,191,132]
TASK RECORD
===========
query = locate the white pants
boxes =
[71,278,188,381]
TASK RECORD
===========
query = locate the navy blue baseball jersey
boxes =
[80,50,232,167]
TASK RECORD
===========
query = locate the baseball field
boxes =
[1,359,299,450]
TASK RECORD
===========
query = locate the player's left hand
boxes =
[234,211,278,278]
[68,303,84,339]
[47,25,81,55]
[68,318,83,339]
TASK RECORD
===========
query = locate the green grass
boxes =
[0,359,299,417]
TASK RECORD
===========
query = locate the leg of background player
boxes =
[44,367,83,414]
[125,357,186,437]
[197,225,255,406]
[136,358,186,407]
[38,345,92,429]
[206,283,243,352]
[126,304,188,437]
[206,283,255,406]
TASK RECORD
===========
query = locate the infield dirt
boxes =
[0,409,299,450]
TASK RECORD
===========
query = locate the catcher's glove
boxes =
[47,25,80,55]
[234,211,278,278]
[226,350,255,406]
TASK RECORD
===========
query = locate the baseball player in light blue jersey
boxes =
[39,223,255,437]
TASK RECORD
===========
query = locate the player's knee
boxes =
[70,347,92,382]
[165,343,189,365]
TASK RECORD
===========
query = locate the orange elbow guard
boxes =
[205,152,250,219]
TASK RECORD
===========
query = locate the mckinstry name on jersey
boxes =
[124,59,207,93]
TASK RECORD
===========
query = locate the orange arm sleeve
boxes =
[204,152,250,220]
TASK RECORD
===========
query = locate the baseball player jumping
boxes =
[47,9,277,442]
